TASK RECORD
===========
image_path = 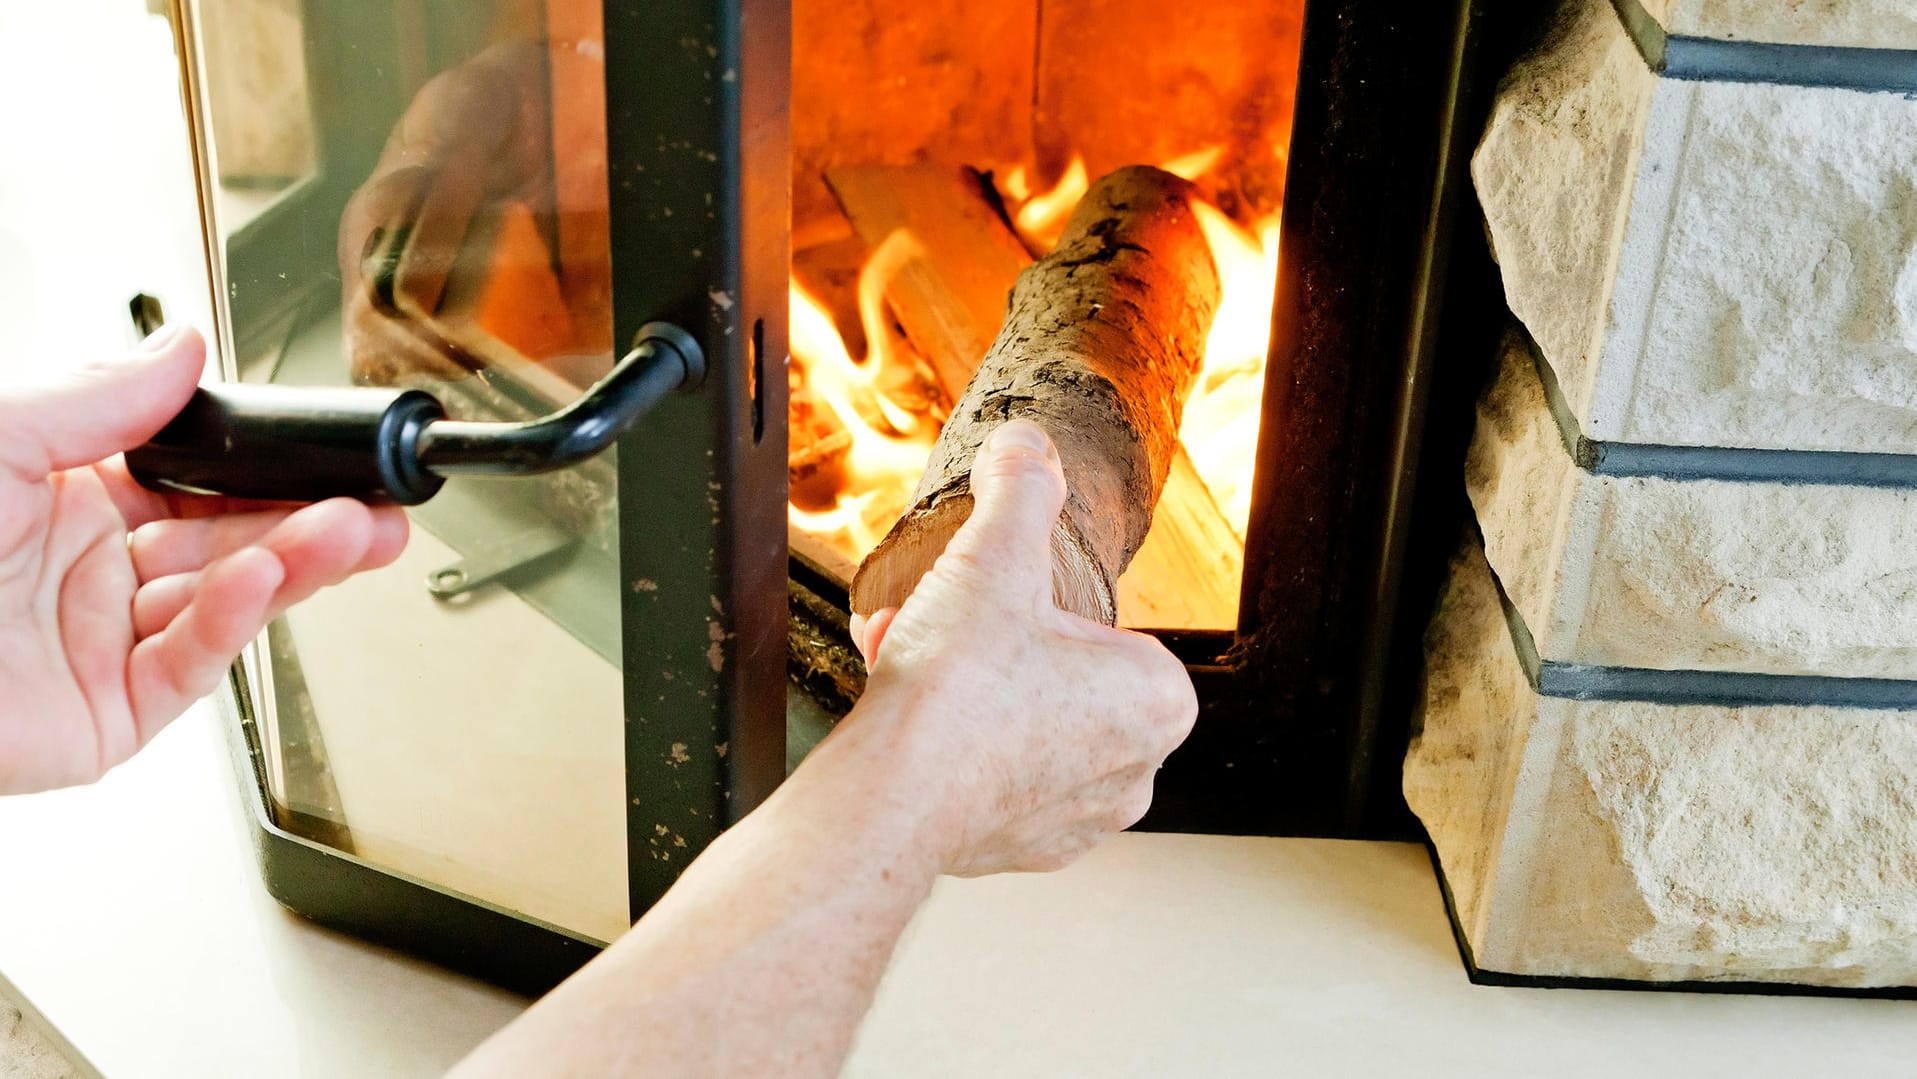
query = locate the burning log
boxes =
[788,427,853,509]
[825,159,1244,628]
[790,230,946,420]
[824,165,1034,401]
[850,165,1222,625]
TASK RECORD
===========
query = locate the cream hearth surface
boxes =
[1409,0,1917,991]
[7,709,1917,1077]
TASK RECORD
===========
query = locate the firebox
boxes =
[164,0,1524,992]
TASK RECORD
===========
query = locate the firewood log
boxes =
[850,165,1221,624]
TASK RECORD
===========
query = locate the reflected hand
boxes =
[844,419,1198,876]
[0,327,408,794]
[337,40,601,387]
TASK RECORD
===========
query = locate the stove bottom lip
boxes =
[220,666,602,997]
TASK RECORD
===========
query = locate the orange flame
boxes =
[787,230,936,555]
[1008,157,1088,252]
[1161,144,1225,182]
[1182,201,1280,538]
[791,151,1282,574]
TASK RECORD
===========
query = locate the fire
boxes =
[1161,144,1225,182]
[1005,157,1088,252]
[787,231,937,555]
[1182,200,1280,538]
[789,151,1281,573]
[1001,155,1280,539]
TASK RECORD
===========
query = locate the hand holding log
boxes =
[850,165,1221,625]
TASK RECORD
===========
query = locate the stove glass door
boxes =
[179,0,630,944]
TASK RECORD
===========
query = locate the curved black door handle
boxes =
[125,322,704,505]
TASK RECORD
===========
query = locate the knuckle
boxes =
[1112,784,1156,831]
[1115,639,1197,753]
[1156,680,1198,749]
[1021,834,1094,874]
[975,448,1066,496]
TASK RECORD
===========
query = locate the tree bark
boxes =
[850,165,1221,625]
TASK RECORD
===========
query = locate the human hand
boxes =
[338,38,610,389]
[0,327,408,794]
[338,41,553,386]
[844,420,1198,876]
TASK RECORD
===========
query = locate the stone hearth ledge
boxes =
[1636,0,1917,51]
[1470,329,1917,682]
[1405,536,1917,987]
[1474,0,1917,455]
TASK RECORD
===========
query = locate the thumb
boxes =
[943,419,1068,602]
[0,325,206,478]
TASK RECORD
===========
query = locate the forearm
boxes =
[454,691,943,1078]
[453,419,1194,1076]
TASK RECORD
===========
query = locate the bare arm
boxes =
[451,696,943,1076]
[454,420,1197,1077]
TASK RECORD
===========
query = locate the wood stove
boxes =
[165,0,1527,992]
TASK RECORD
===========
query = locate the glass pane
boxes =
[195,0,317,232]
[180,0,627,943]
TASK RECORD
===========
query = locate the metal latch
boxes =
[125,322,705,505]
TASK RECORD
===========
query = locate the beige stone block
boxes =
[1639,0,1917,50]
[1472,0,1654,440]
[1475,0,1917,453]
[1405,538,1917,986]
[1399,535,1540,951]
[1468,330,1917,680]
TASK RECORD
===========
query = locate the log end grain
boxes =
[848,489,1115,623]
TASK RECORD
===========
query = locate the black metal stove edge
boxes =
[1609,0,1917,94]
[222,666,599,997]
[1535,662,1917,711]
[606,0,793,922]
[1337,0,1490,831]
[1587,440,1917,490]
[1518,326,1917,490]
[1425,842,1917,1000]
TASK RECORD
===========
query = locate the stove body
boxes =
[170,0,1530,991]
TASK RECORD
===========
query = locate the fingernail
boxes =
[984,419,1060,465]
[135,323,187,355]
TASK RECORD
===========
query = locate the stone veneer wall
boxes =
[1405,0,1917,988]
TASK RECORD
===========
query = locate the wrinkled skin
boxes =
[0,328,407,793]
[850,418,1199,876]
[458,421,1199,1078]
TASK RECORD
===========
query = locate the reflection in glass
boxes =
[179,0,628,943]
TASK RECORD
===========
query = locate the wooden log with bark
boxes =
[849,165,1222,625]
[823,161,1244,629]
